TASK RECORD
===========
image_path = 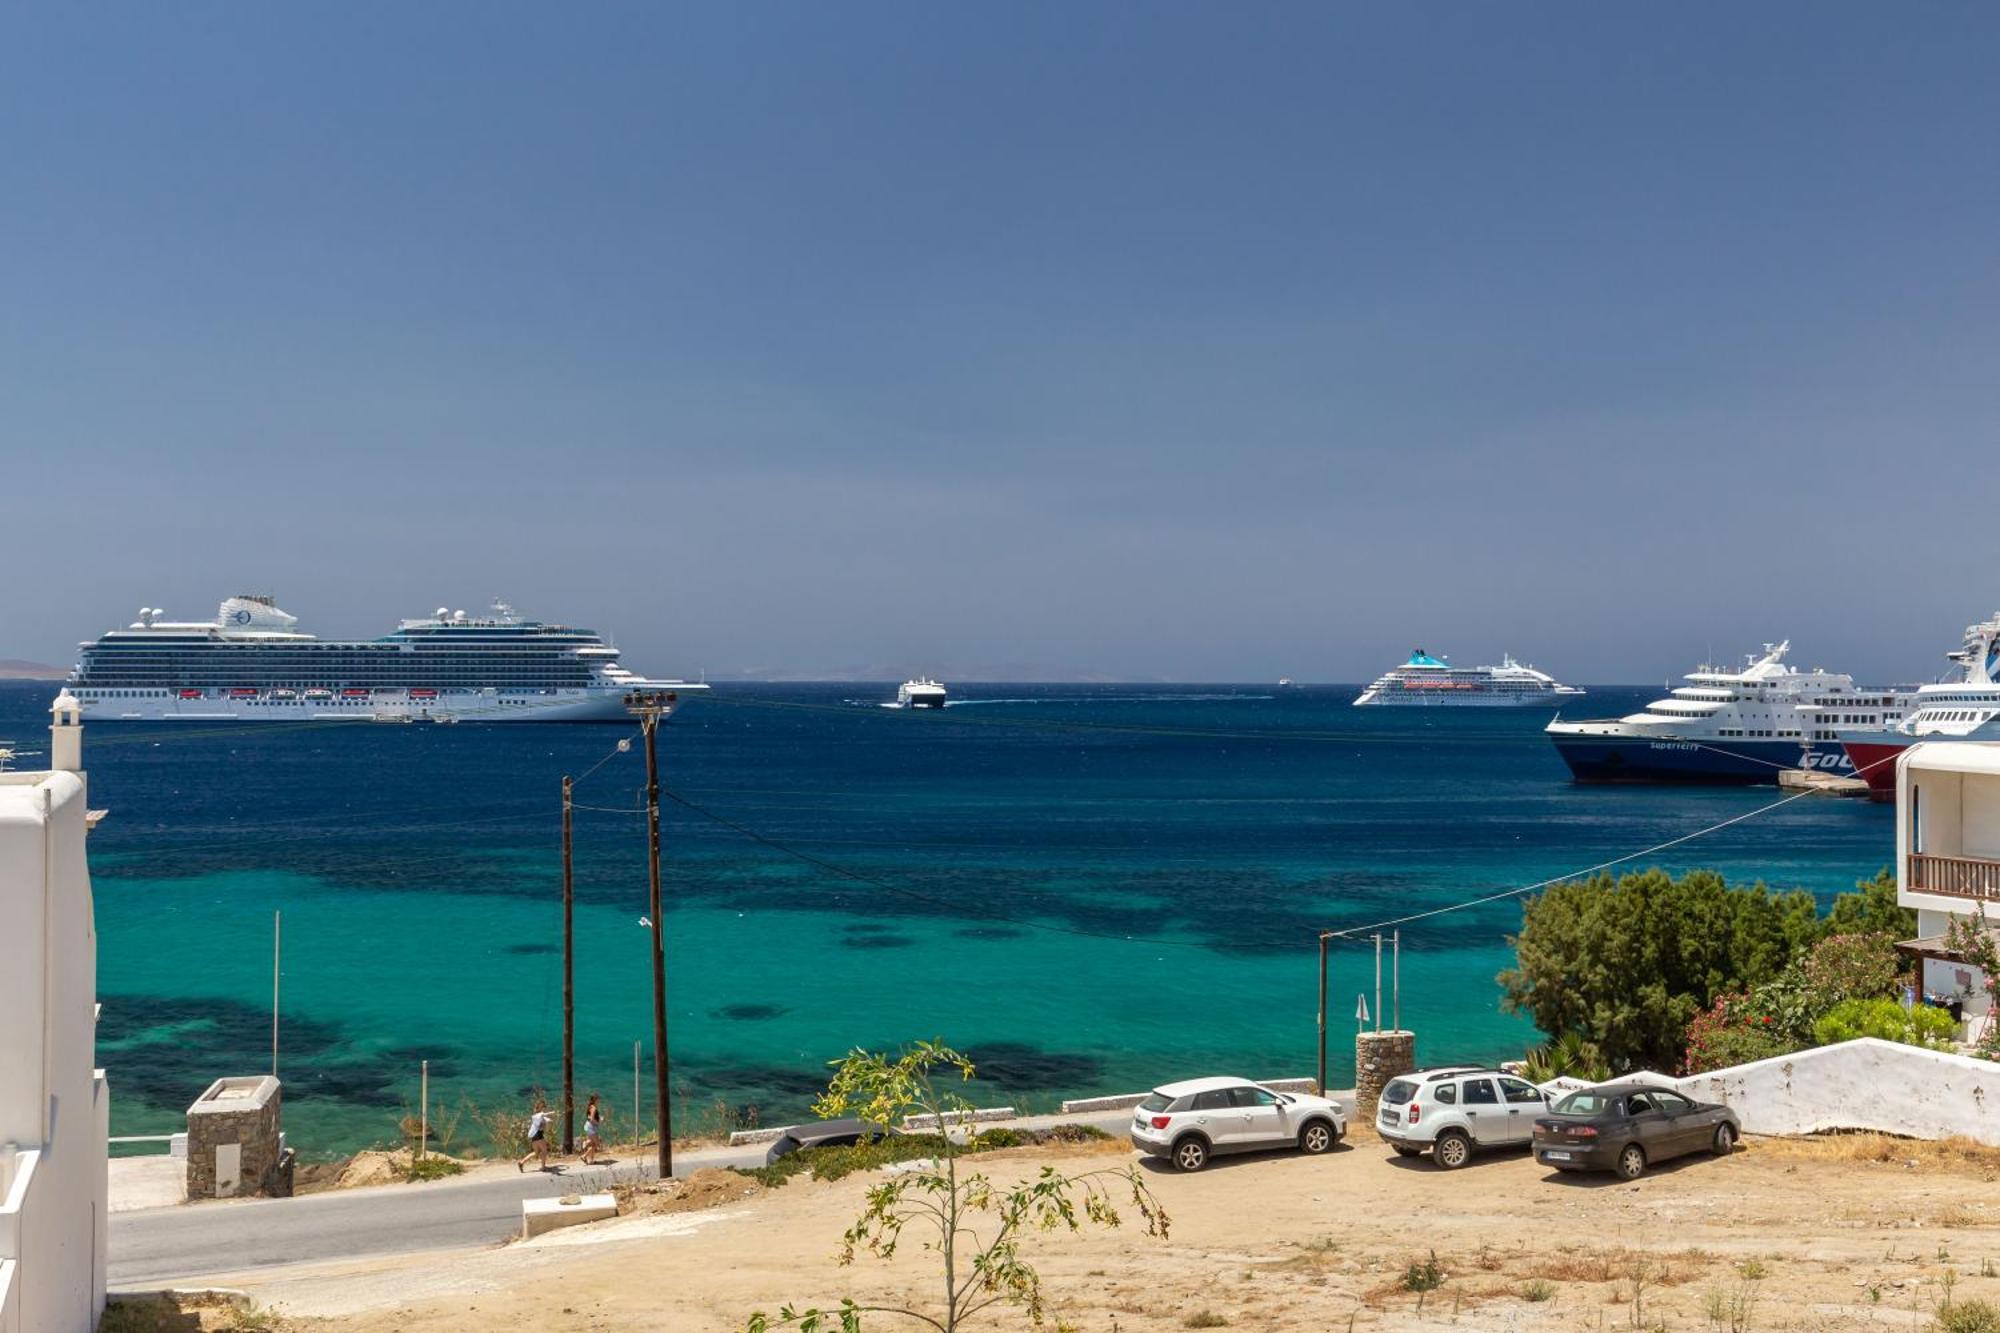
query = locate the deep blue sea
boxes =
[0,681,1898,1157]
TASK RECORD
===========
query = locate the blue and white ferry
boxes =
[67,596,702,722]
[1545,641,1910,784]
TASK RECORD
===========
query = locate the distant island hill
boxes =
[0,660,65,680]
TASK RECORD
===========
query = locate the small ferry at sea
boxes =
[1546,641,1909,783]
[1353,650,1582,707]
[1840,611,2000,798]
[896,678,948,709]
[67,595,703,722]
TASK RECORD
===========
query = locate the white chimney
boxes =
[50,688,83,776]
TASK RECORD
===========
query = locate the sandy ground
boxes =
[191,1128,2000,1331]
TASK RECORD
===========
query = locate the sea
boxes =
[0,681,1898,1157]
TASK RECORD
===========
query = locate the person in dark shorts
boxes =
[517,1102,552,1172]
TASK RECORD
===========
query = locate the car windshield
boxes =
[1139,1093,1172,1113]
[1552,1091,1617,1115]
[1381,1079,1417,1106]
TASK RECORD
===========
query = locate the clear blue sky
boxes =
[4,3,1996,681]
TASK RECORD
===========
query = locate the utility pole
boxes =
[272,911,281,1077]
[1316,931,1331,1097]
[1391,928,1401,1033]
[625,690,679,1179]
[1372,933,1383,1034]
[561,774,575,1155]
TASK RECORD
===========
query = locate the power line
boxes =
[1322,747,1901,940]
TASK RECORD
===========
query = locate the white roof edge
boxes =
[1905,741,2000,777]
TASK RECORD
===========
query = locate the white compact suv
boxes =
[1129,1076,1347,1172]
[1375,1066,1550,1169]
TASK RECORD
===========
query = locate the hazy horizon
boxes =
[5,4,1997,683]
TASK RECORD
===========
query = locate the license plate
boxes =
[1542,1150,1571,1161]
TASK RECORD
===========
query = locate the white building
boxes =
[1895,741,2000,1032]
[0,693,109,1333]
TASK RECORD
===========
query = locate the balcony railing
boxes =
[1908,852,2000,900]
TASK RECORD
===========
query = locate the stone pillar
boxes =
[1355,1030,1416,1123]
[186,1075,286,1199]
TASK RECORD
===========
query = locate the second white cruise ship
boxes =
[1353,649,1582,707]
[67,596,704,722]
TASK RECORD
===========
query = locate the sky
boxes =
[2,3,1997,682]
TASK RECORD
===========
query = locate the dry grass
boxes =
[1751,1132,2000,1176]
[1521,1245,1707,1287]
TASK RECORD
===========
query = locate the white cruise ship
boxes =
[67,596,704,722]
[1546,641,1909,783]
[1353,650,1582,707]
[896,678,948,709]
[1841,611,2000,798]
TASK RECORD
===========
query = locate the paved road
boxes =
[108,1110,1151,1288]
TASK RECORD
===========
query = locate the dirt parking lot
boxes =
[218,1127,2000,1331]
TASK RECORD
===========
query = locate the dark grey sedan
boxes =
[763,1118,885,1165]
[1532,1081,1739,1180]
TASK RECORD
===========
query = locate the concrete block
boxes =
[522,1192,617,1239]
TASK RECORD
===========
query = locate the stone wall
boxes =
[1354,1030,1416,1122]
[185,1076,287,1199]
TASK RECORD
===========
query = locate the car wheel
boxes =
[1172,1137,1209,1172]
[1615,1143,1647,1180]
[1433,1131,1472,1170]
[1392,1145,1421,1158]
[1712,1122,1736,1156]
[1299,1121,1334,1155]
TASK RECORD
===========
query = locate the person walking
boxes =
[517,1101,552,1172]
[579,1094,602,1165]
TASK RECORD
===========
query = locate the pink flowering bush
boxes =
[1681,990,1802,1074]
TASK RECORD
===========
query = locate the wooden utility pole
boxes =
[561,774,575,1154]
[1316,931,1331,1097]
[272,911,281,1077]
[625,690,679,1179]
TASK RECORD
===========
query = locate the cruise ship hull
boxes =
[1354,690,1575,707]
[72,685,678,723]
[1551,734,1851,784]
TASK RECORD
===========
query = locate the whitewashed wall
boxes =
[0,769,108,1333]
[1541,1039,2000,1143]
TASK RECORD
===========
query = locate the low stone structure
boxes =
[522,1192,616,1239]
[186,1076,290,1199]
[1354,1030,1416,1122]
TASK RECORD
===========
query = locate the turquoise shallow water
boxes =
[0,682,1896,1157]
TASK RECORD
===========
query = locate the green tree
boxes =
[746,1040,1169,1333]
[1822,869,1917,940]
[1498,868,1816,1071]
[1813,997,1956,1049]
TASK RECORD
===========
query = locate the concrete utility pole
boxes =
[625,690,679,1179]
[561,774,575,1155]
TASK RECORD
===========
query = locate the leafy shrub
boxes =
[1519,1032,1609,1084]
[1183,1313,1230,1328]
[973,1127,1024,1148]
[1501,869,1818,1072]
[1520,1278,1555,1302]
[1037,1122,1112,1143]
[1683,990,1804,1074]
[1801,933,1905,1012]
[1814,998,1956,1050]
[1402,1250,1445,1292]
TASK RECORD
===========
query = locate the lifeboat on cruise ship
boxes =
[303,688,333,701]
[178,688,204,700]
[228,687,258,698]
[409,688,440,700]
[341,687,371,698]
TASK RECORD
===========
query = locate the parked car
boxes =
[1375,1066,1551,1168]
[1129,1076,1347,1172]
[1532,1081,1739,1179]
[764,1117,885,1165]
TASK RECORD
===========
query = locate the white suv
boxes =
[1374,1067,1550,1169]
[1129,1076,1347,1172]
